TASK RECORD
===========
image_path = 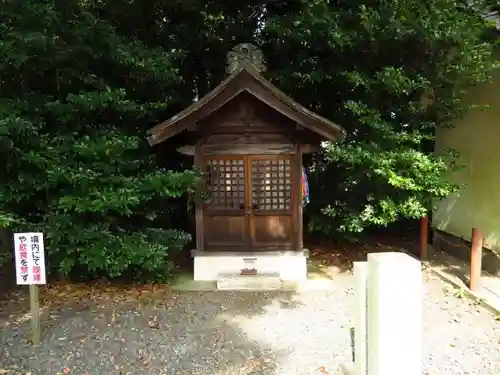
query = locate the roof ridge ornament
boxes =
[226,43,266,75]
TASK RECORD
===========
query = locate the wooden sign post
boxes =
[13,232,46,345]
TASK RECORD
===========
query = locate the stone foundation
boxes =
[216,273,282,290]
[191,249,309,281]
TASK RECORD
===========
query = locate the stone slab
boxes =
[216,273,283,291]
[170,278,335,292]
[193,251,308,281]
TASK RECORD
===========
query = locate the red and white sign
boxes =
[13,232,46,285]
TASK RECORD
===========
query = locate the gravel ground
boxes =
[0,269,498,375]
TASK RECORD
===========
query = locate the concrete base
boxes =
[217,273,282,291]
[191,249,309,281]
[170,277,336,292]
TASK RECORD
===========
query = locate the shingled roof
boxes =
[146,44,345,146]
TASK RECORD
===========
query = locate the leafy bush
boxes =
[0,1,197,281]
[263,0,497,236]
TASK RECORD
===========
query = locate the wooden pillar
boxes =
[194,144,204,251]
[469,228,483,292]
[419,216,429,260]
[292,145,303,250]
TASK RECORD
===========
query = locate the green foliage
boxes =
[262,0,497,235]
[0,252,11,269]
[88,0,262,96]
[1,0,497,271]
[0,0,198,281]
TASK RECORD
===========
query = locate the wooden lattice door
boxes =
[203,155,294,250]
[203,156,247,249]
[249,156,293,249]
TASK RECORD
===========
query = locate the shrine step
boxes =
[216,273,283,291]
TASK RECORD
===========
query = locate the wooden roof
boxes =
[146,65,346,146]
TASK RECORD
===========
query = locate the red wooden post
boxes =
[420,216,429,260]
[469,228,483,292]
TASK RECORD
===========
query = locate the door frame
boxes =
[203,154,295,251]
[202,155,247,250]
[247,154,294,249]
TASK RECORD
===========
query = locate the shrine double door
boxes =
[203,154,296,251]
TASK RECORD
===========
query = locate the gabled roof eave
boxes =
[147,66,346,146]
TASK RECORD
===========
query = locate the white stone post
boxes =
[366,252,422,375]
[354,261,368,375]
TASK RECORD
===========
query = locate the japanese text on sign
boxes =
[13,233,46,285]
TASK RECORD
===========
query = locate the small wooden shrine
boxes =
[147,44,345,282]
